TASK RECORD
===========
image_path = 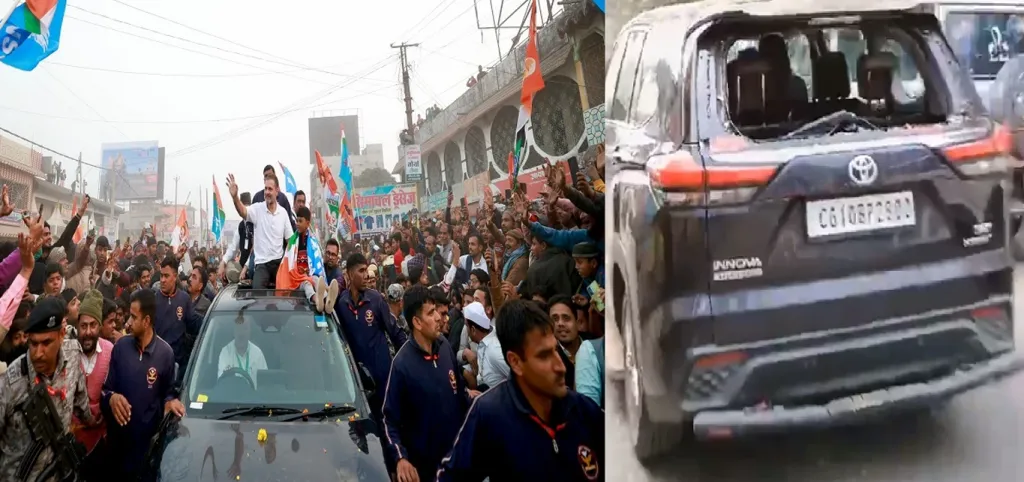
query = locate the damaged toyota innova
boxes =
[607,0,1024,463]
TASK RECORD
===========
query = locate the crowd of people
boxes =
[0,144,607,481]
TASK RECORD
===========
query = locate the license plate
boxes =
[806,191,916,238]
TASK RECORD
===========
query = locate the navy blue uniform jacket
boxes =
[154,287,202,368]
[101,335,177,476]
[437,378,605,482]
[335,288,407,413]
[382,335,469,480]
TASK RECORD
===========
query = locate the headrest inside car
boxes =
[857,52,897,101]
[812,52,850,100]
[729,57,774,114]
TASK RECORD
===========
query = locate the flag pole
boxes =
[0,0,21,28]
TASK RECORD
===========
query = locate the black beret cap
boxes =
[26,297,66,334]
[571,241,600,259]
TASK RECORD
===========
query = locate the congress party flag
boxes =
[211,175,226,243]
[171,208,188,249]
[276,230,325,291]
[511,0,544,182]
[0,0,67,71]
[278,161,298,198]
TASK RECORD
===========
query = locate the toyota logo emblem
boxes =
[848,155,878,186]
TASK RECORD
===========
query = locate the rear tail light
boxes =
[646,149,777,206]
[942,124,1017,176]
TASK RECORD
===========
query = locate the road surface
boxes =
[606,268,1024,482]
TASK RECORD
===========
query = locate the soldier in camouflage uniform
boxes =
[0,297,96,482]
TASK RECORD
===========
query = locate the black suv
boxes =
[143,286,389,481]
[608,0,1024,462]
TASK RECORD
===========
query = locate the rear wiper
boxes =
[217,405,304,420]
[280,405,358,422]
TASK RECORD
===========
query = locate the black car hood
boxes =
[157,417,389,482]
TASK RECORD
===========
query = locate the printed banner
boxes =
[353,184,418,235]
[404,144,422,181]
[422,191,447,212]
[462,172,490,204]
[495,161,570,201]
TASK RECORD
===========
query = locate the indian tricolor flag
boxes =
[211,175,226,242]
[511,0,545,182]
[276,231,325,291]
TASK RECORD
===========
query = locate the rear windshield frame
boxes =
[693,13,984,144]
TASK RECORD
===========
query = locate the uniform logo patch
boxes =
[46,316,57,329]
[364,310,374,326]
[147,367,158,386]
[448,369,457,392]
[176,306,184,321]
[578,445,599,480]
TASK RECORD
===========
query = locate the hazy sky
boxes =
[0,0,543,219]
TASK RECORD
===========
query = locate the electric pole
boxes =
[174,176,180,209]
[391,42,420,135]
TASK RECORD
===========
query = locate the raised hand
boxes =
[22,208,43,244]
[80,194,91,214]
[225,174,238,198]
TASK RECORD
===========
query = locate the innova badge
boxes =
[848,155,878,186]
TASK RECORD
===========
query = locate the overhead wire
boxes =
[69,5,387,83]
[64,14,396,92]
[168,55,399,158]
[107,0,368,80]
[0,84,400,124]
[47,61,348,78]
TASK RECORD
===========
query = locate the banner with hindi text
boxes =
[353,184,418,235]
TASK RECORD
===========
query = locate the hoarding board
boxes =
[404,144,422,181]
[353,184,418,235]
[101,142,164,201]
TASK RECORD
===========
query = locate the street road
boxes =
[607,268,1024,482]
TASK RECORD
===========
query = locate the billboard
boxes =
[353,184,418,235]
[101,142,164,201]
[308,115,360,166]
[404,144,422,181]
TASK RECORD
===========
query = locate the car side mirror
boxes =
[358,362,376,395]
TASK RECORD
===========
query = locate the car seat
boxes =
[857,52,897,116]
[811,51,860,118]
[728,55,777,126]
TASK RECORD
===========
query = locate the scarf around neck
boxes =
[501,245,527,281]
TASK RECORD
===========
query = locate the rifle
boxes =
[14,357,86,482]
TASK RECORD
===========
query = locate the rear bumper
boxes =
[692,350,1024,440]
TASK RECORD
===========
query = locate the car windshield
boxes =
[183,310,358,413]
[944,10,1024,79]
[715,19,946,141]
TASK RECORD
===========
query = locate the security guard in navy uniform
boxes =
[0,297,96,481]
[437,300,604,482]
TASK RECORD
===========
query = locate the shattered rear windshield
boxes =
[715,20,946,141]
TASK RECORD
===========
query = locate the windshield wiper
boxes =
[280,405,358,422]
[217,405,304,420]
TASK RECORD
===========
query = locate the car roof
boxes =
[209,285,313,313]
[627,0,931,31]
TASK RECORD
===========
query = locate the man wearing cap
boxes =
[73,289,113,453]
[382,285,474,482]
[464,301,509,390]
[0,297,97,481]
[387,284,409,334]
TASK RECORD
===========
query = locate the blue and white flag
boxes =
[0,0,67,71]
[278,161,298,197]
